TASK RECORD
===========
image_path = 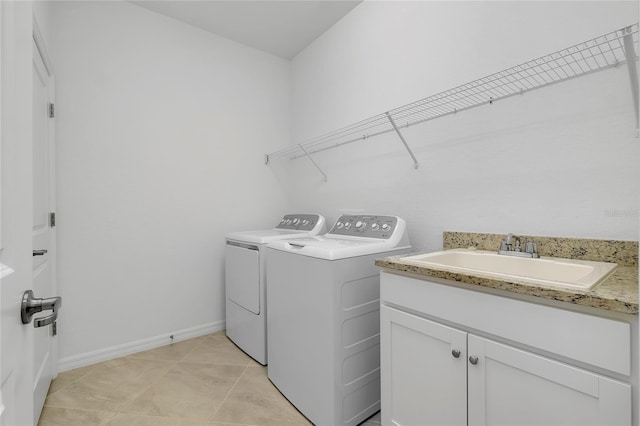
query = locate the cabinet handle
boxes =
[451,349,461,358]
[469,355,479,365]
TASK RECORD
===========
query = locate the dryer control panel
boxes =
[275,214,323,231]
[329,215,398,239]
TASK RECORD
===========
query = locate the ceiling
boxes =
[131,0,362,59]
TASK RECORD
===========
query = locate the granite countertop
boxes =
[376,232,639,315]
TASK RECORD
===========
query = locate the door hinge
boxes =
[48,103,55,118]
[52,321,57,336]
[49,212,56,227]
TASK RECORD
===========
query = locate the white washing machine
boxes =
[266,214,411,426]
[225,214,326,365]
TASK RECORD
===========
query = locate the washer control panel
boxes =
[328,215,398,239]
[276,214,322,231]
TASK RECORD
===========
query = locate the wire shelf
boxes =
[267,23,638,164]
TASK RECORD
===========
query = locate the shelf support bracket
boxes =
[299,144,328,182]
[622,26,639,134]
[386,112,420,169]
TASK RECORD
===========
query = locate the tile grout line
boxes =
[38,405,119,426]
[113,358,180,414]
[41,333,259,425]
[41,404,119,416]
[46,362,105,399]
[47,336,195,401]
[112,335,210,417]
[98,408,119,426]
[113,334,239,422]
[208,362,251,424]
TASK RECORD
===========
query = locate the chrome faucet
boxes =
[498,233,539,258]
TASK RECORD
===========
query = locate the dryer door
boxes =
[225,243,260,314]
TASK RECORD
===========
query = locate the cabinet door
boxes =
[381,306,467,426]
[467,335,631,426]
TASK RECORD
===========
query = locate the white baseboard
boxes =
[57,321,225,372]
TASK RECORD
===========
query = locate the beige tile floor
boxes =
[38,331,382,426]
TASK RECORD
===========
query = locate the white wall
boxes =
[41,0,639,368]
[285,1,639,252]
[48,1,290,366]
[33,1,54,50]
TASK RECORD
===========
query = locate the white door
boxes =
[1,4,57,424]
[381,306,467,426]
[31,35,56,423]
[1,2,38,425]
[467,334,632,426]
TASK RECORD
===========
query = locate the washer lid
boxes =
[267,216,411,260]
[227,228,321,245]
[267,236,410,260]
[226,214,326,245]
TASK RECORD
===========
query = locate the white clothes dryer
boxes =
[266,215,411,426]
[225,214,326,365]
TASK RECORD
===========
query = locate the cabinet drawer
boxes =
[381,272,631,376]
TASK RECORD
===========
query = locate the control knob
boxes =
[292,218,300,225]
[370,223,379,231]
[302,219,309,226]
[381,223,391,232]
[336,222,344,229]
[344,222,352,229]
[285,219,292,225]
[355,221,365,230]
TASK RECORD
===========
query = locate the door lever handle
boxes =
[21,290,62,328]
[32,249,48,256]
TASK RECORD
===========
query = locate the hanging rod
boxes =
[267,22,639,166]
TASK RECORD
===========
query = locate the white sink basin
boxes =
[400,249,617,290]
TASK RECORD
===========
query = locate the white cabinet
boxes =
[468,334,631,426]
[381,306,467,426]
[380,272,633,426]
